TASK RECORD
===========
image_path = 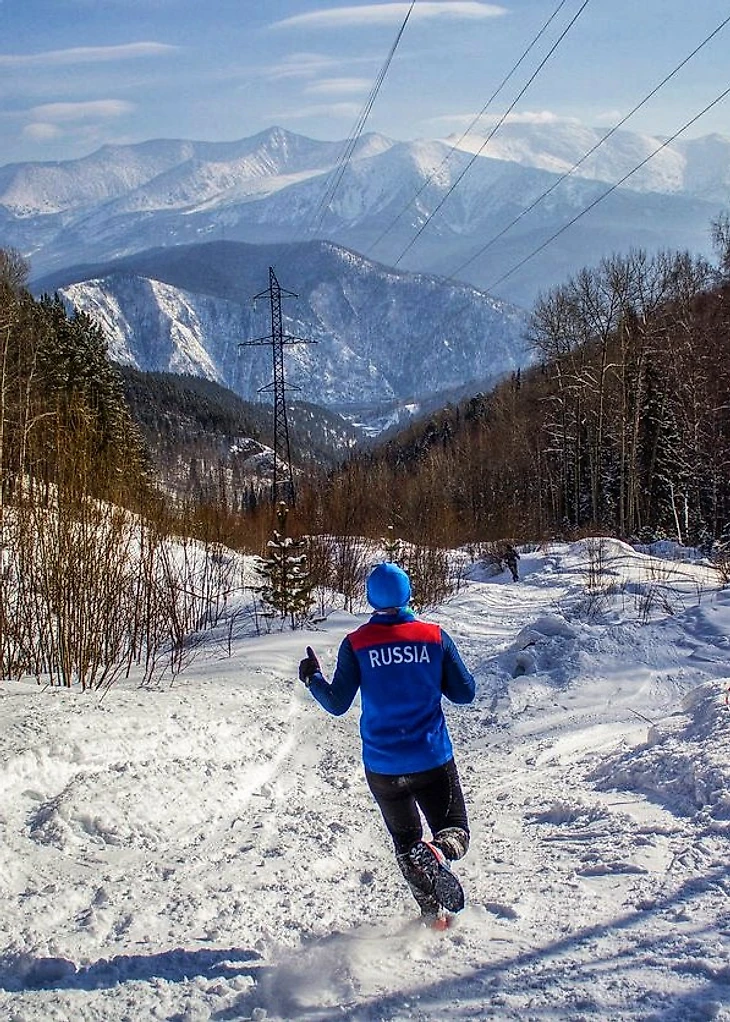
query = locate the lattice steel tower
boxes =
[240,267,315,504]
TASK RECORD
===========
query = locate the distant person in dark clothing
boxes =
[503,544,520,582]
[298,562,475,926]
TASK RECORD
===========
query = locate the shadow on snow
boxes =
[2,870,729,1020]
[217,868,730,1021]
[0,945,262,993]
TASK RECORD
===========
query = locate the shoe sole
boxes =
[410,843,465,913]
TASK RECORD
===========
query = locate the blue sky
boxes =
[1,1,729,165]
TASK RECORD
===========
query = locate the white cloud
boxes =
[22,122,63,141]
[428,109,581,130]
[29,100,135,123]
[481,110,582,127]
[274,101,362,120]
[0,42,179,67]
[262,51,376,81]
[271,2,506,31]
[264,52,343,80]
[594,109,624,126]
[305,77,371,96]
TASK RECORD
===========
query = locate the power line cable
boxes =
[308,1,416,234]
[366,0,571,256]
[308,1,416,237]
[450,12,730,279]
[485,84,730,292]
[392,0,592,266]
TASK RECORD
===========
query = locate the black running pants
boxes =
[365,757,469,856]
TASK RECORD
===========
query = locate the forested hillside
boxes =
[119,367,362,508]
[6,227,730,556]
[296,244,730,549]
[0,249,146,510]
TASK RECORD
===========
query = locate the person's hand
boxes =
[298,646,320,687]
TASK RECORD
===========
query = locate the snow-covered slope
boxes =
[1,539,729,1019]
[0,128,393,216]
[4,125,726,305]
[52,239,528,419]
[449,122,730,202]
[4,124,727,216]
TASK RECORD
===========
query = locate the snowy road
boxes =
[1,540,729,1020]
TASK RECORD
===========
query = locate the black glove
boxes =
[298,645,320,687]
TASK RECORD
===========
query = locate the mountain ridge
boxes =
[43,239,528,432]
[6,125,727,305]
[4,124,729,215]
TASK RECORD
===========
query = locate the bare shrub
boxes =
[584,537,610,593]
[479,540,507,576]
[1,480,251,690]
[402,543,455,611]
[711,546,730,587]
[573,537,615,620]
[634,556,681,624]
[1,482,137,689]
[306,533,340,619]
[310,533,370,613]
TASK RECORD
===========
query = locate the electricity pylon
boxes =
[239,267,315,504]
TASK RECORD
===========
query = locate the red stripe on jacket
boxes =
[348,620,442,650]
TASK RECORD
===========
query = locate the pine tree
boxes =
[255,502,314,626]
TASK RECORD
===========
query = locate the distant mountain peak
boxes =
[4,124,727,305]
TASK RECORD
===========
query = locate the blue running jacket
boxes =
[308,609,475,774]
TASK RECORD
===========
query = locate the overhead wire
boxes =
[366,0,571,257]
[449,12,730,280]
[391,0,592,266]
[484,84,730,292]
[307,0,416,238]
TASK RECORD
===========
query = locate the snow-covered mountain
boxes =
[43,239,527,428]
[450,122,730,201]
[4,125,727,306]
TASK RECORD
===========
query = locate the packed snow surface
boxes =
[2,539,729,1020]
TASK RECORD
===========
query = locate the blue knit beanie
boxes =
[366,562,411,610]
